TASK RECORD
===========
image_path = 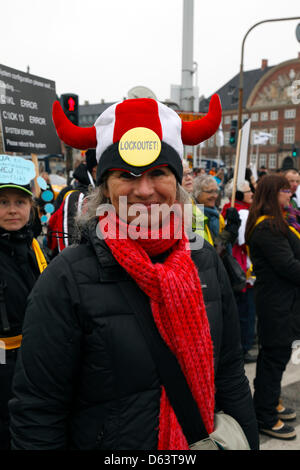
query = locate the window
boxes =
[224,115,231,125]
[260,111,268,121]
[284,109,296,119]
[228,85,236,96]
[242,113,249,121]
[269,128,278,145]
[283,127,295,144]
[269,154,277,169]
[250,154,257,165]
[259,154,267,167]
[251,112,258,122]
[270,110,278,120]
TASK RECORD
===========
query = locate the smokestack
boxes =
[181,0,194,112]
[261,59,268,70]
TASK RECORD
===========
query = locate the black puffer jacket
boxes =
[248,219,300,347]
[0,227,41,337]
[0,226,42,449]
[9,224,259,450]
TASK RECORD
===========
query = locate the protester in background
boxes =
[245,174,300,440]
[222,179,256,364]
[245,167,257,193]
[192,175,241,264]
[193,168,205,177]
[181,160,194,195]
[283,169,300,209]
[0,160,47,449]
[9,96,259,450]
[281,169,300,234]
[72,149,97,192]
[193,175,224,244]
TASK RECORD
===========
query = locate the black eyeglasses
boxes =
[202,189,219,195]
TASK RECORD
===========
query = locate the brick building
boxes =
[199,54,300,171]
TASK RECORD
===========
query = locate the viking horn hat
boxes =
[52,94,222,183]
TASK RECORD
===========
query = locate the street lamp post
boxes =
[238,17,300,131]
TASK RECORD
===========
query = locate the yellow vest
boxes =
[254,215,300,241]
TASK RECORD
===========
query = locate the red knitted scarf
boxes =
[98,210,215,450]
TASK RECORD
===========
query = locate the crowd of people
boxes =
[0,94,299,450]
[182,163,300,441]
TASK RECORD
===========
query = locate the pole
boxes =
[238,16,300,131]
[231,129,242,207]
[31,153,40,198]
[181,0,194,112]
[65,145,73,185]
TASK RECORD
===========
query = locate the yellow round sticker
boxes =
[118,127,161,167]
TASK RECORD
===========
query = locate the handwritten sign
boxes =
[0,154,35,185]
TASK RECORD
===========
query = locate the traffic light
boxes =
[60,93,79,125]
[229,120,237,147]
[292,147,298,157]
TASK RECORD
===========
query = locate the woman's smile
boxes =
[104,167,177,226]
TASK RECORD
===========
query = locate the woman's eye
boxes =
[119,172,135,180]
[150,169,165,177]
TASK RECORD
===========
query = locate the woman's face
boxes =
[196,181,219,208]
[104,166,177,226]
[242,183,253,205]
[0,189,32,231]
[278,187,292,208]
[182,167,194,193]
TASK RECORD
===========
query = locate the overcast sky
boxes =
[1,0,300,105]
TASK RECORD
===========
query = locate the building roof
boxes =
[199,65,272,113]
[78,101,116,125]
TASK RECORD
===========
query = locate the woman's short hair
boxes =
[224,179,250,199]
[193,175,217,200]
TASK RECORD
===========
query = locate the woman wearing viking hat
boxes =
[9,97,259,450]
[0,157,47,449]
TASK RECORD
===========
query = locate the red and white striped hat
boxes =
[52,95,221,183]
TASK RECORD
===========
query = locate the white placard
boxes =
[237,119,251,185]
[0,154,35,185]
